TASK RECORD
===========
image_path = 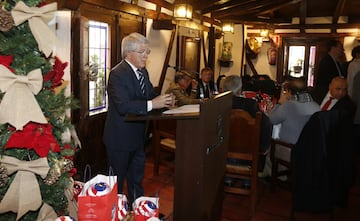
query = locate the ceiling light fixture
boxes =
[222,22,234,33]
[173,3,193,20]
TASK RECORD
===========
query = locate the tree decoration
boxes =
[5,123,61,157]
[0,0,79,220]
[0,162,8,188]
[43,56,68,90]
[0,8,14,32]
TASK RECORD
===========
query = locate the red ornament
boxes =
[5,122,61,157]
[0,55,14,72]
[43,56,68,89]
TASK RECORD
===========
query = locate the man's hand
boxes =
[191,79,198,89]
[152,93,176,109]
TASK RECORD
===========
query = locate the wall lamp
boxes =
[222,22,234,33]
[173,3,193,20]
[260,29,270,41]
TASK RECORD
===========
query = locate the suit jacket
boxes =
[103,60,158,151]
[197,80,216,98]
[332,95,356,121]
[352,73,360,124]
[312,54,344,104]
[291,110,355,212]
[165,82,199,106]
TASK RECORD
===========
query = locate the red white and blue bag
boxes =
[133,196,159,221]
[117,194,128,221]
[78,166,118,221]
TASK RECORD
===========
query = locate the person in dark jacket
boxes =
[312,39,346,104]
[103,32,175,206]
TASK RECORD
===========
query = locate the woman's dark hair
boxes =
[285,76,307,94]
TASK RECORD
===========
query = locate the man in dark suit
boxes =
[320,76,356,118]
[103,32,175,206]
[197,67,218,98]
[312,39,346,104]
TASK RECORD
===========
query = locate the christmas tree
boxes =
[0,0,79,220]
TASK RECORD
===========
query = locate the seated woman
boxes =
[264,76,320,177]
[165,70,201,106]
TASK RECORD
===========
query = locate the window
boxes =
[88,21,110,115]
[288,46,305,77]
[282,38,317,87]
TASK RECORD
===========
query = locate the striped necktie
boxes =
[137,69,145,95]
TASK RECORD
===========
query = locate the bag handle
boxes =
[83,164,92,183]
[107,166,116,186]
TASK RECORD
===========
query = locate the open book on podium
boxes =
[126,92,232,221]
[162,104,199,115]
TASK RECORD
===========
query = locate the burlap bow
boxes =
[0,156,50,220]
[11,1,58,57]
[0,65,47,130]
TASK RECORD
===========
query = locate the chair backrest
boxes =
[228,109,262,159]
[152,119,177,175]
[225,109,262,217]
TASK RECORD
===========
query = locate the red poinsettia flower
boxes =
[5,122,61,157]
[43,56,68,89]
[37,2,47,7]
[0,55,14,72]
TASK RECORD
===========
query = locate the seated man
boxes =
[320,76,355,118]
[165,70,201,106]
[197,67,218,98]
[264,77,320,178]
[222,75,273,172]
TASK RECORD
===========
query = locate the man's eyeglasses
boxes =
[133,49,151,55]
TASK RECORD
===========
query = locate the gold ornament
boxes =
[0,162,8,188]
[0,8,13,32]
[44,157,74,185]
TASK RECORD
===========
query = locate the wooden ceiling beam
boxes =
[253,0,301,16]
[145,0,221,26]
[299,0,307,33]
[201,0,254,14]
[332,0,347,33]
[211,0,298,19]
[224,16,291,25]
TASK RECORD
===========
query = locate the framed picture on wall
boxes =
[179,36,200,74]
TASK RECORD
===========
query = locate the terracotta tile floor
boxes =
[142,151,360,221]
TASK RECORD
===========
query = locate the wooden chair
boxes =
[270,139,293,190]
[152,119,177,175]
[224,109,262,217]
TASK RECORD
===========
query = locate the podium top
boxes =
[125,91,232,121]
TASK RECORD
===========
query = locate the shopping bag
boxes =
[116,194,128,221]
[78,168,118,221]
[133,196,159,221]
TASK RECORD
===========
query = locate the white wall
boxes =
[344,36,360,61]
[146,19,177,93]
[217,25,244,79]
[248,41,277,80]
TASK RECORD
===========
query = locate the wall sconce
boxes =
[173,4,193,20]
[260,29,269,41]
[222,22,234,33]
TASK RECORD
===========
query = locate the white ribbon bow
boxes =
[0,156,50,220]
[0,65,47,130]
[11,1,58,57]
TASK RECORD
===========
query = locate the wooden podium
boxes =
[127,92,232,221]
